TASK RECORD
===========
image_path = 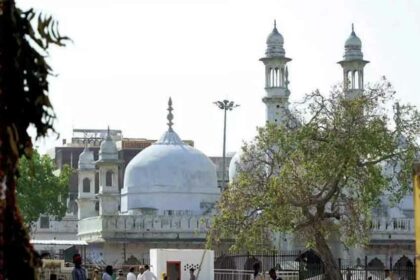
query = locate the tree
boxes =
[16,150,71,227]
[208,78,420,280]
[0,1,68,278]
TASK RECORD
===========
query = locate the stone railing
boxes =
[78,216,104,236]
[370,218,413,234]
[78,214,212,240]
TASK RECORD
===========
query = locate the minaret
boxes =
[338,24,369,98]
[260,20,292,125]
[77,145,97,219]
[96,127,120,216]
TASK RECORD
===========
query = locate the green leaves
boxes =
[208,78,420,256]
[16,150,71,226]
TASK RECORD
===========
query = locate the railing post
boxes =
[413,158,420,280]
[272,250,276,271]
[365,255,368,280]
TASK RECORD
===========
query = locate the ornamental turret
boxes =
[260,20,292,125]
[77,145,97,219]
[96,127,120,216]
[338,24,369,98]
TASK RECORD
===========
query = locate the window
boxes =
[83,178,90,193]
[354,70,359,89]
[40,216,50,229]
[105,170,113,186]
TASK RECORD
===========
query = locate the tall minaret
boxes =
[338,24,369,98]
[260,20,292,125]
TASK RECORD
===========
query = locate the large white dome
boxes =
[121,101,219,214]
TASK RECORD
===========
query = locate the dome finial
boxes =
[106,125,112,140]
[351,23,355,35]
[167,97,174,131]
[274,19,277,29]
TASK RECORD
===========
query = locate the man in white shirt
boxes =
[127,267,136,280]
[138,265,157,280]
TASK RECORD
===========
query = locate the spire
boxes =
[351,23,355,35]
[274,19,277,29]
[167,97,174,131]
[106,125,112,140]
[156,97,183,145]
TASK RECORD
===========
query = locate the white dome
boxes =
[265,21,285,58]
[78,147,95,170]
[98,130,118,161]
[228,151,242,182]
[121,129,219,214]
[343,25,363,61]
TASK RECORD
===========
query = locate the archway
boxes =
[394,255,414,280]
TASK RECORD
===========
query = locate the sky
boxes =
[19,0,420,157]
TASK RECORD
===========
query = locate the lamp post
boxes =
[413,155,420,280]
[214,99,239,191]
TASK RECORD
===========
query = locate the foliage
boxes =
[208,78,420,279]
[17,150,71,226]
[0,1,68,279]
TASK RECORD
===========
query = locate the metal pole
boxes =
[414,157,420,280]
[222,108,227,191]
[214,100,239,191]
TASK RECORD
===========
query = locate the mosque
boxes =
[33,23,414,269]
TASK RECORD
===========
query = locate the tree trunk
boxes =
[314,230,342,280]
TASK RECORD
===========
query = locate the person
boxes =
[268,268,282,280]
[138,265,157,280]
[137,266,145,280]
[160,272,167,280]
[102,265,113,280]
[72,253,87,280]
[367,277,372,280]
[189,268,196,280]
[92,267,100,280]
[252,262,264,280]
[384,269,392,280]
[127,267,136,280]
[116,269,126,280]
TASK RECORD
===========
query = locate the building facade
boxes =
[32,23,414,271]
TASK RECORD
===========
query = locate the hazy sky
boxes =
[20,0,420,156]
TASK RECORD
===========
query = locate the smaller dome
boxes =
[228,151,242,182]
[265,20,285,58]
[343,24,363,61]
[98,128,118,161]
[78,147,95,170]
[345,33,362,48]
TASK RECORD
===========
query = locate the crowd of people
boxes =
[70,254,197,280]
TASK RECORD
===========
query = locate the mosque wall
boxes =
[85,240,207,265]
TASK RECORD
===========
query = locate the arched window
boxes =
[281,67,285,86]
[106,170,113,186]
[354,70,359,89]
[347,70,352,89]
[82,178,90,193]
[271,68,275,87]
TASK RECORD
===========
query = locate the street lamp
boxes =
[214,99,239,191]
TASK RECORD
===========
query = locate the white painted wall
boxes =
[150,249,214,280]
